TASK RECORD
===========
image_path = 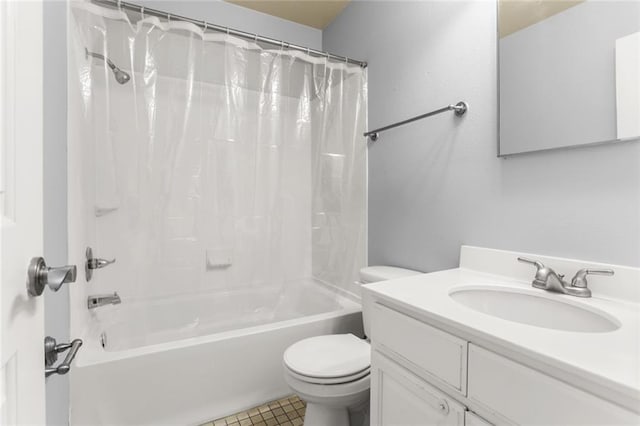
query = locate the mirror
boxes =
[498,0,640,156]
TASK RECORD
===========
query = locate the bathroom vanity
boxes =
[363,247,640,425]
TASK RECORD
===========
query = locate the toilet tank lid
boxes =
[359,266,422,283]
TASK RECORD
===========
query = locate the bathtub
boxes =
[69,279,363,426]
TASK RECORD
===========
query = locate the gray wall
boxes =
[323,1,640,271]
[44,2,320,425]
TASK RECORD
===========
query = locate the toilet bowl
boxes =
[282,266,421,426]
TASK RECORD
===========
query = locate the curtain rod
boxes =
[364,101,469,141]
[92,0,368,68]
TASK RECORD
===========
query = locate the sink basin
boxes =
[449,285,620,333]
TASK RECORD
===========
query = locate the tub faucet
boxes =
[517,257,613,298]
[88,292,121,309]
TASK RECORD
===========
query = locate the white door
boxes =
[0,0,46,424]
[371,351,466,426]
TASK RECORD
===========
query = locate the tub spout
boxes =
[88,292,121,309]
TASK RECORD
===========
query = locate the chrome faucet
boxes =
[87,292,121,309]
[517,257,613,298]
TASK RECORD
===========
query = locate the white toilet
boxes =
[283,266,421,426]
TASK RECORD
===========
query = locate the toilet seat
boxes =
[283,334,370,385]
[285,365,370,385]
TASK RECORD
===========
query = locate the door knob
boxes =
[27,257,77,296]
[44,336,83,377]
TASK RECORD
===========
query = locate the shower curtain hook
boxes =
[226,28,230,35]
[116,0,122,12]
[254,33,258,43]
[140,6,144,19]
[167,13,171,23]
[203,21,208,32]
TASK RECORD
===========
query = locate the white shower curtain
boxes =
[69,2,367,312]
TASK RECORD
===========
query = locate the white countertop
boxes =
[362,246,640,411]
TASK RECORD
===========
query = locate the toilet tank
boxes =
[359,266,421,338]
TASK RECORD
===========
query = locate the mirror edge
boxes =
[496,0,502,158]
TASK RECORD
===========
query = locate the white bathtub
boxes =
[69,280,363,426]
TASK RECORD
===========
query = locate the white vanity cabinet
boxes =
[369,302,640,426]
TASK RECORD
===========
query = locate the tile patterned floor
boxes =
[202,395,306,426]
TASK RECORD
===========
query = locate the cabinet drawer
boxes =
[468,344,639,425]
[371,303,467,393]
[371,350,466,426]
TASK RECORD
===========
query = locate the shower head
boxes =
[85,48,131,85]
[112,67,131,84]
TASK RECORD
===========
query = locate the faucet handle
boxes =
[88,258,115,269]
[517,257,545,269]
[518,257,556,288]
[571,268,614,288]
[85,247,116,281]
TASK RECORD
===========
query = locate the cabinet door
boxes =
[371,350,466,426]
